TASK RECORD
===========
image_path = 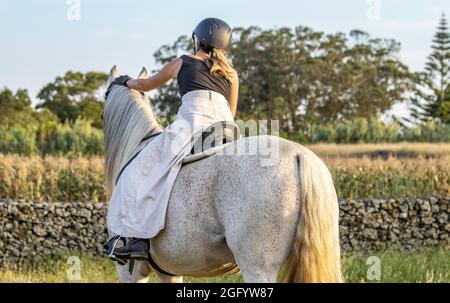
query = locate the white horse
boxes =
[103,66,342,283]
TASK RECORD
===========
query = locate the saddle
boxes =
[185,121,240,164]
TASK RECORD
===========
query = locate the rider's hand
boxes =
[111,75,132,88]
[105,75,132,100]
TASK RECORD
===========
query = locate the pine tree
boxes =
[409,13,450,124]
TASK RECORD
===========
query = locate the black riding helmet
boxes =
[192,18,232,50]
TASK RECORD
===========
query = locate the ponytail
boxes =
[200,44,235,82]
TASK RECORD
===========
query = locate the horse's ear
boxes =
[108,65,119,85]
[138,67,148,79]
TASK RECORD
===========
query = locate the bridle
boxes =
[102,81,146,121]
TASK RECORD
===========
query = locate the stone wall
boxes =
[0,201,107,265]
[0,197,448,264]
[338,197,449,251]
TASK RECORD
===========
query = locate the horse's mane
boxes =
[103,86,162,198]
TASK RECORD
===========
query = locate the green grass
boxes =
[0,248,448,283]
[342,248,449,283]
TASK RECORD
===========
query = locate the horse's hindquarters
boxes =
[216,137,303,282]
[150,136,304,280]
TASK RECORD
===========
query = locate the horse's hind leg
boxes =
[226,233,286,283]
[232,249,281,283]
[238,263,280,283]
[224,199,298,282]
[115,260,151,283]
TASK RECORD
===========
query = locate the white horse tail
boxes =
[280,150,343,283]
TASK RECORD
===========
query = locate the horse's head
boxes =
[103,66,161,197]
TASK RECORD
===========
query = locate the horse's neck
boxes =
[109,123,160,194]
[118,127,158,170]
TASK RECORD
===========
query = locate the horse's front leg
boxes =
[157,272,184,283]
[115,261,151,283]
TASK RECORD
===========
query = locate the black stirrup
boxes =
[103,235,127,265]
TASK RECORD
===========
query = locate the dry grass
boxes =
[308,142,450,158]
[0,154,105,202]
[0,143,448,202]
[324,155,450,198]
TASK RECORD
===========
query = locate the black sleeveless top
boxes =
[177,55,231,100]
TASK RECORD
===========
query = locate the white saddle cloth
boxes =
[107,90,234,239]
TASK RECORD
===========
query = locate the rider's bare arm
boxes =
[127,58,182,92]
[229,70,239,118]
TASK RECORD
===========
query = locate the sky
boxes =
[0,0,449,117]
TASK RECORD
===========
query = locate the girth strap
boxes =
[125,248,177,277]
[147,248,177,277]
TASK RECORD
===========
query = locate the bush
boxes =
[0,125,38,155]
[0,116,449,156]
[0,119,104,156]
[282,117,450,144]
[402,120,450,142]
[38,119,104,156]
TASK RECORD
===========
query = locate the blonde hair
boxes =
[205,48,235,83]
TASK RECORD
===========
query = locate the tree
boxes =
[320,32,411,121]
[0,87,33,126]
[0,87,31,113]
[151,26,412,133]
[36,71,107,127]
[409,13,450,124]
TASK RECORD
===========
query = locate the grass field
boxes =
[0,248,448,283]
[1,143,449,202]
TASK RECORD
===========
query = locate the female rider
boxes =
[106,18,239,261]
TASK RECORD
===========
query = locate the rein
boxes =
[141,132,162,142]
[114,132,162,186]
